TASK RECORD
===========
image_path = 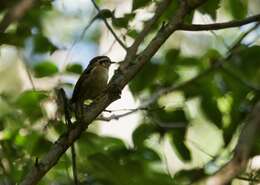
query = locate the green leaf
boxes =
[199,0,221,20]
[132,123,156,148]
[174,168,206,183]
[182,72,223,128]
[228,46,260,85]
[112,13,135,28]
[127,29,139,39]
[129,61,159,95]
[97,9,114,19]
[33,61,58,77]
[132,0,152,10]
[134,147,161,161]
[77,132,126,157]
[65,63,83,74]
[33,34,57,53]
[169,128,191,161]
[15,90,47,121]
[201,93,222,128]
[228,0,248,19]
[31,137,52,156]
[219,71,252,145]
[161,1,179,20]
[165,49,180,64]
[87,152,173,185]
[156,108,188,124]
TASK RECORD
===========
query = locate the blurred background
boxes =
[0,0,260,184]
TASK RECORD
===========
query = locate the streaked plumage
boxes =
[71,56,112,104]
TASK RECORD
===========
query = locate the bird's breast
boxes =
[87,66,108,96]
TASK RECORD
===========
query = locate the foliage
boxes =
[0,0,259,185]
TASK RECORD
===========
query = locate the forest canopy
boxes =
[0,0,260,185]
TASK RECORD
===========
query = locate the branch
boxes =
[19,1,208,184]
[205,101,260,185]
[126,0,172,59]
[179,14,260,31]
[90,0,127,50]
[97,108,139,121]
[0,0,37,33]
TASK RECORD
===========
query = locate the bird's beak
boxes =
[110,61,118,64]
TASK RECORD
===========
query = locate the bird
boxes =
[70,56,114,105]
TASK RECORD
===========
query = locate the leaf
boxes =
[134,147,161,161]
[220,71,252,145]
[182,72,223,128]
[66,63,83,74]
[15,90,47,122]
[132,0,152,10]
[228,46,260,85]
[228,0,248,19]
[97,9,114,19]
[32,137,52,156]
[132,123,157,148]
[33,61,58,77]
[87,152,173,185]
[169,128,191,161]
[201,93,222,128]
[77,132,126,157]
[155,108,188,124]
[165,49,180,64]
[129,61,159,95]
[174,168,206,183]
[158,50,180,86]
[112,13,135,28]
[33,34,57,53]
[198,0,221,20]
[127,29,139,39]
[161,1,179,20]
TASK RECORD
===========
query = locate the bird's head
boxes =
[89,56,115,69]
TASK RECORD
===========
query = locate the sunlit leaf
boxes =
[33,61,58,77]
[228,0,248,19]
[132,0,151,10]
[33,34,57,53]
[66,63,83,74]
[198,0,221,20]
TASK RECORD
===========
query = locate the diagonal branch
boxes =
[127,0,172,58]
[19,1,208,185]
[90,0,127,50]
[179,14,260,31]
[0,0,37,33]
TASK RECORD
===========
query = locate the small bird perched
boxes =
[71,56,114,105]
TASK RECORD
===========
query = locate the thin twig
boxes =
[19,52,36,91]
[179,14,260,31]
[62,16,97,70]
[90,0,127,50]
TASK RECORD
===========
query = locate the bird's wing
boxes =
[71,65,92,103]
